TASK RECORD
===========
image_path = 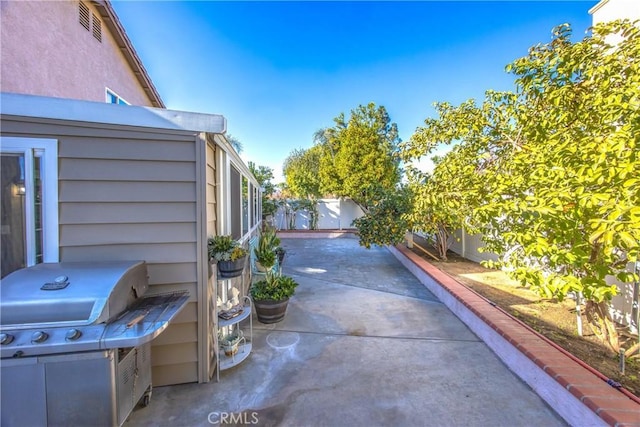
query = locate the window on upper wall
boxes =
[0,138,59,278]
[105,88,129,105]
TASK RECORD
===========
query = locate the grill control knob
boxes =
[0,333,14,345]
[31,331,49,343]
[65,329,82,341]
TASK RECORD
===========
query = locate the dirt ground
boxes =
[409,245,640,397]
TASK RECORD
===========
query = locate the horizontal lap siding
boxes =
[59,181,195,202]
[60,202,196,224]
[59,158,195,181]
[60,223,196,246]
[55,131,200,386]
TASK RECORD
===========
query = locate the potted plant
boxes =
[253,228,280,272]
[219,331,243,357]
[208,235,248,278]
[250,271,298,324]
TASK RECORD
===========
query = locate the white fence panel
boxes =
[337,199,365,229]
[607,262,639,333]
[449,229,637,333]
[274,198,363,230]
[317,199,341,229]
[448,229,498,264]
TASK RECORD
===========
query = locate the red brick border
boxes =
[392,243,640,427]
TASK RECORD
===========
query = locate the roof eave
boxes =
[1,92,226,135]
[588,0,609,16]
[92,0,166,109]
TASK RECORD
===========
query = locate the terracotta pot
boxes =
[253,298,289,324]
[217,257,246,278]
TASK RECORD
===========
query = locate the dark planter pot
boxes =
[253,298,289,324]
[275,249,286,266]
[217,257,246,278]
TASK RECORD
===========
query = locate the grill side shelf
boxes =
[101,291,190,349]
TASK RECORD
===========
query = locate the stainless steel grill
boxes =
[0,261,189,427]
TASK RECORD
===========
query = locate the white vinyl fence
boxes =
[272,198,364,231]
[446,229,638,334]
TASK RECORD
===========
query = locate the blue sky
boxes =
[111,1,596,182]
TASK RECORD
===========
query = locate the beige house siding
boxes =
[1,0,158,107]
[1,92,264,385]
[1,117,202,386]
[205,138,218,378]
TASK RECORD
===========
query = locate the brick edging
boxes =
[390,244,640,427]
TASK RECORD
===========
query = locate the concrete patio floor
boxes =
[126,237,567,427]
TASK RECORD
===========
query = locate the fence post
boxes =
[461,228,467,258]
[405,231,414,249]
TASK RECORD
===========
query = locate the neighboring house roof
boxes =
[588,0,609,16]
[589,0,640,20]
[93,0,165,108]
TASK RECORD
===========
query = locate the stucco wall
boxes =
[1,0,153,106]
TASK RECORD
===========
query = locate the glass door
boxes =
[1,153,28,278]
[1,137,55,278]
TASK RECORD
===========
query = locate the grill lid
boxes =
[0,261,148,329]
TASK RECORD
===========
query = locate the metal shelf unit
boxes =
[215,276,252,382]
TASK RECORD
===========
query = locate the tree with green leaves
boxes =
[402,20,640,353]
[282,146,322,199]
[318,103,402,212]
[405,153,471,260]
[352,184,413,249]
[226,134,243,154]
[248,162,277,219]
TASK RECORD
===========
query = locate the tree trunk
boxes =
[435,225,450,260]
[585,300,620,353]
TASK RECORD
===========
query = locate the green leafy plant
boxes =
[317,102,402,213]
[262,198,278,218]
[353,184,413,249]
[250,271,298,301]
[254,228,280,269]
[401,20,640,353]
[254,247,276,269]
[208,235,248,262]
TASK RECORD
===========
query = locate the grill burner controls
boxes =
[0,333,14,345]
[65,329,82,341]
[31,331,49,343]
[41,275,70,291]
